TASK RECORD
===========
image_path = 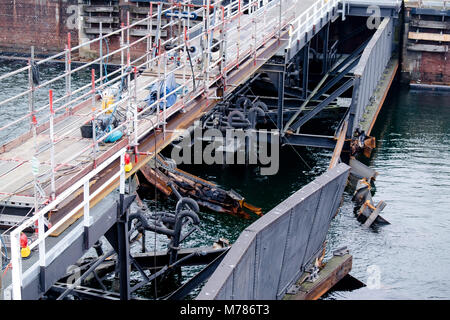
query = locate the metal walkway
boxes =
[0,0,342,300]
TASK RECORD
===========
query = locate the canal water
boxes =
[1,59,449,299]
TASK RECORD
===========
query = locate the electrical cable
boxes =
[185,42,196,92]
[103,38,110,83]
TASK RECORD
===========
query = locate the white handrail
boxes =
[9,148,126,300]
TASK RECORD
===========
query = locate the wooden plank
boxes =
[410,19,450,30]
[407,43,448,52]
[328,121,347,170]
[363,200,386,228]
[408,31,450,42]
[283,254,353,300]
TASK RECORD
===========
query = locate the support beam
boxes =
[283,134,337,149]
[313,57,360,101]
[330,39,369,76]
[277,65,286,130]
[165,248,229,300]
[322,23,330,75]
[302,44,310,99]
[117,194,130,300]
[290,79,354,132]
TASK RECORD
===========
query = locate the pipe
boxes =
[175,197,200,214]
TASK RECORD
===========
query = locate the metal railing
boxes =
[2,0,341,300]
[0,0,310,208]
[9,148,127,300]
[351,17,393,130]
[288,0,340,51]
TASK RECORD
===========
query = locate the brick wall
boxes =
[419,51,450,85]
[0,0,78,54]
[401,7,450,86]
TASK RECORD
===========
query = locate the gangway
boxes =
[0,0,342,300]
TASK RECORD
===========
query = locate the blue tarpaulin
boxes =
[145,73,180,109]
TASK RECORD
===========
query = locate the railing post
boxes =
[237,0,241,68]
[133,67,138,147]
[220,5,227,90]
[121,22,124,80]
[99,22,103,86]
[183,23,187,94]
[65,33,72,113]
[28,46,35,131]
[10,230,22,300]
[38,212,46,293]
[163,53,167,139]
[147,4,153,69]
[49,90,56,201]
[120,153,126,195]
[127,11,131,72]
[91,69,97,165]
[83,180,90,249]
[156,49,161,127]
[278,0,282,40]
[28,45,40,228]
[253,15,256,66]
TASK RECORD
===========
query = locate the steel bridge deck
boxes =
[1,0,341,300]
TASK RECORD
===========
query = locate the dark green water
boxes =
[2,59,450,299]
[325,84,450,299]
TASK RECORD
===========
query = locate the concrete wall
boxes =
[197,163,350,300]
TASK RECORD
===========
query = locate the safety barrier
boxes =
[0,0,332,210]
[350,17,393,132]
[8,148,126,300]
[197,163,350,299]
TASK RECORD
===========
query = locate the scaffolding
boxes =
[0,0,341,300]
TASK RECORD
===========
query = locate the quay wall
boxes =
[0,0,79,54]
[401,2,450,86]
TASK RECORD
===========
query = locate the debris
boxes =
[349,159,388,227]
[139,155,262,219]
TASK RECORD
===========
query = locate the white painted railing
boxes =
[9,148,126,300]
[288,0,340,50]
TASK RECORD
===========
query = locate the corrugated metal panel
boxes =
[197,163,351,300]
